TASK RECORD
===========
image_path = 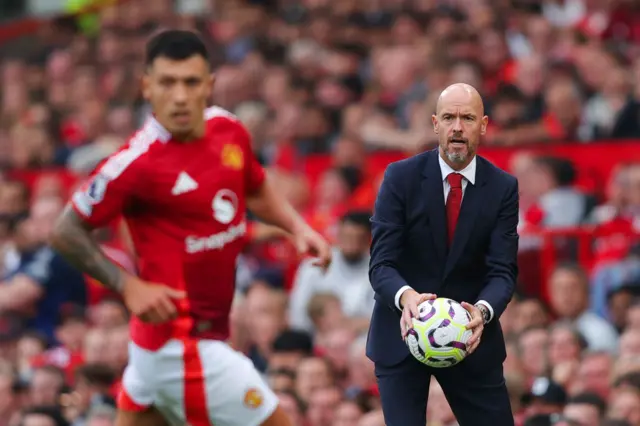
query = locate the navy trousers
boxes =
[376,356,514,426]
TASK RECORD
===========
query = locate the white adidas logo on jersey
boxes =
[171,172,198,195]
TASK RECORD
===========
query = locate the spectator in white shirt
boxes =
[533,156,588,228]
[288,211,373,333]
[549,263,619,354]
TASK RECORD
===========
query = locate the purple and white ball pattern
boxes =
[405,298,473,368]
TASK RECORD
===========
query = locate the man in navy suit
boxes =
[367,83,519,426]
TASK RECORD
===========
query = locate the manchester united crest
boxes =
[221,144,244,170]
[243,388,263,409]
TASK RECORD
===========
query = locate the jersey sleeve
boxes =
[70,146,144,228]
[237,125,266,194]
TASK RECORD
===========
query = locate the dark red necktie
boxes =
[446,173,463,246]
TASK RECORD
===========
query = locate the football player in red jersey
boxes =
[51,30,331,426]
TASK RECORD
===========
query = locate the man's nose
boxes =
[452,117,463,132]
[173,83,188,104]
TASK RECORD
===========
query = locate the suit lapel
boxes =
[421,150,447,266]
[444,157,488,278]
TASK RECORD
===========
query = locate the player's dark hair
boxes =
[145,29,210,67]
[21,406,69,426]
[566,392,607,416]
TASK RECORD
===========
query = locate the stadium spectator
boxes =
[243,282,289,374]
[607,386,640,425]
[0,203,86,343]
[517,327,549,382]
[521,377,567,418]
[83,405,115,426]
[562,392,607,426]
[87,299,127,332]
[510,296,550,335]
[572,352,615,399]
[289,210,373,333]
[20,406,69,426]
[0,362,19,425]
[28,365,65,407]
[548,263,619,353]
[529,156,588,228]
[63,364,115,426]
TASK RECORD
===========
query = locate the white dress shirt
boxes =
[393,155,495,322]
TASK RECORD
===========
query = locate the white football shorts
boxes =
[118,339,278,426]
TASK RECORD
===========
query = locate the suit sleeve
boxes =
[476,178,519,321]
[369,162,411,310]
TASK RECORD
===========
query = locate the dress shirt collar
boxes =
[438,153,477,185]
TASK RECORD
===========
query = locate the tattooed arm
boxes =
[51,204,185,323]
[50,205,124,293]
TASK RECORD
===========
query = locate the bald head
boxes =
[436,83,485,116]
[432,83,487,169]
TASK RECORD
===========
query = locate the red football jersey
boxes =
[71,107,265,350]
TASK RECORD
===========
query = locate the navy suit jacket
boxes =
[366,149,519,370]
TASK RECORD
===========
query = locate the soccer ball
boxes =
[404,298,473,368]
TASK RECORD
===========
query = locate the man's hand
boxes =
[293,226,332,269]
[122,274,186,324]
[461,302,484,354]
[400,290,437,338]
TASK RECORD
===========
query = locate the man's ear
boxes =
[481,115,488,135]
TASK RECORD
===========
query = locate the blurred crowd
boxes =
[0,0,640,426]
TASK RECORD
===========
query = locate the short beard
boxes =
[446,151,467,164]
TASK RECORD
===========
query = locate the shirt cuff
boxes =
[475,300,494,323]
[394,286,413,311]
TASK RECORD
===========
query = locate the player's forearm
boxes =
[249,221,290,241]
[50,205,124,293]
[246,179,307,235]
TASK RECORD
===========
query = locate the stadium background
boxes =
[0,0,639,426]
